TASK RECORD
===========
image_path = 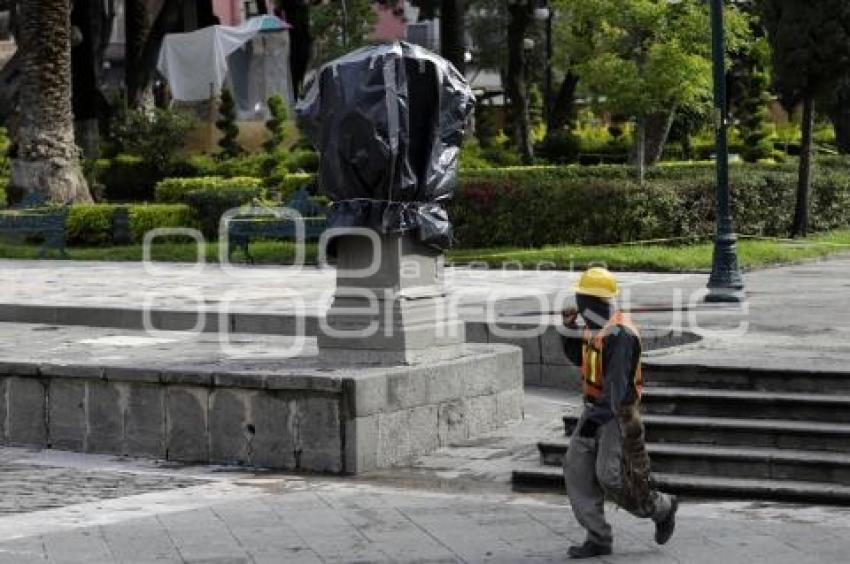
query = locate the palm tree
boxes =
[10,0,91,204]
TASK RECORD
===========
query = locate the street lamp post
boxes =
[706,0,744,303]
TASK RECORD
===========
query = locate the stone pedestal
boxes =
[319,234,466,365]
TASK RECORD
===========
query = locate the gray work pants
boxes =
[564,411,673,548]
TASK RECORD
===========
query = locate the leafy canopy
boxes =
[760,0,850,103]
[561,0,751,118]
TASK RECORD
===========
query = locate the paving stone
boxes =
[466,394,498,437]
[209,388,254,465]
[99,516,185,563]
[541,363,581,391]
[541,325,576,366]
[408,405,439,456]
[344,415,379,473]
[524,363,542,386]
[438,400,468,446]
[166,386,210,463]
[496,388,525,424]
[296,397,342,472]
[251,392,296,469]
[487,323,542,365]
[124,383,165,458]
[377,409,410,467]
[6,377,46,447]
[47,380,87,451]
[86,380,124,454]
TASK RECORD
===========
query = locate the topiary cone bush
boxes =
[216,89,244,160]
[263,94,288,154]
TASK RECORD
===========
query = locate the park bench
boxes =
[0,194,68,257]
[226,187,327,263]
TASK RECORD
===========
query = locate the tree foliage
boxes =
[216,89,244,160]
[572,0,749,120]
[760,0,850,105]
[263,94,289,154]
[309,0,377,66]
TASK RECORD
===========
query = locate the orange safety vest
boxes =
[581,311,644,402]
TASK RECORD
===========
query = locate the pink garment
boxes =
[212,0,241,26]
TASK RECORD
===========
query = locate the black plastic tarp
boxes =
[296,41,474,249]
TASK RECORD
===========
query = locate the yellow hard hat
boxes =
[572,267,619,299]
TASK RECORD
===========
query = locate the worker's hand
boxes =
[578,420,599,438]
[561,306,579,329]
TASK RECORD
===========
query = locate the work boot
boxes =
[655,495,679,545]
[567,541,612,559]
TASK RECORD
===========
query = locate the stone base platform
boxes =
[0,323,523,473]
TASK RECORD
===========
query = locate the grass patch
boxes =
[449,230,850,271]
[0,231,849,272]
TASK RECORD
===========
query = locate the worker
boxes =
[561,267,678,559]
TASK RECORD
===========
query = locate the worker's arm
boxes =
[578,327,639,437]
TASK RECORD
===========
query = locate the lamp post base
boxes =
[706,233,745,303]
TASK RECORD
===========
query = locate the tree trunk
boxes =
[830,81,850,154]
[644,106,677,165]
[440,0,465,74]
[10,0,91,204]
[0,50,20,124]
[792,96,815,238]
[279,0,311,99]
[548,68,579,133]
[634,117,646,184]
[125,0,152,107]
[71,0,113,158]
[126,0,176,109]
[506,2,532,164]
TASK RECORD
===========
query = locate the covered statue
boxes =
[295,41,474,249]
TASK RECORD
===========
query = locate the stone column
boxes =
[319,233,466,365]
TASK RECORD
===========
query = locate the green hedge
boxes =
[155,173,314,204]
[91,154,161,202]
[450,164,850,248]
[66,204,198,246]
[154,176,264,203]
[153,173,315,239]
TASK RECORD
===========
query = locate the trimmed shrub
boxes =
[67,205,116,245]
[284,150,320,173]
[213,154,267,178]
[92,154,162,202]
[129,204,199,243]
[154,176,264,203]
[216,89,244,159]
[184,188,264,239]
[279,173,315,198]
[65,204,198,246]
[450,163,850,248]
[264,94,288,154]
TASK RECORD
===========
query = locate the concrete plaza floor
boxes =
[1,256,850,561]
[2,255,850,368]
[0,389,848,564]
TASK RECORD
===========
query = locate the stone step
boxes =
[644,363,850,394]
[538,440,850,484]
[563,414,850,452]
[511,467,850,505]
[641,387,850,423]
